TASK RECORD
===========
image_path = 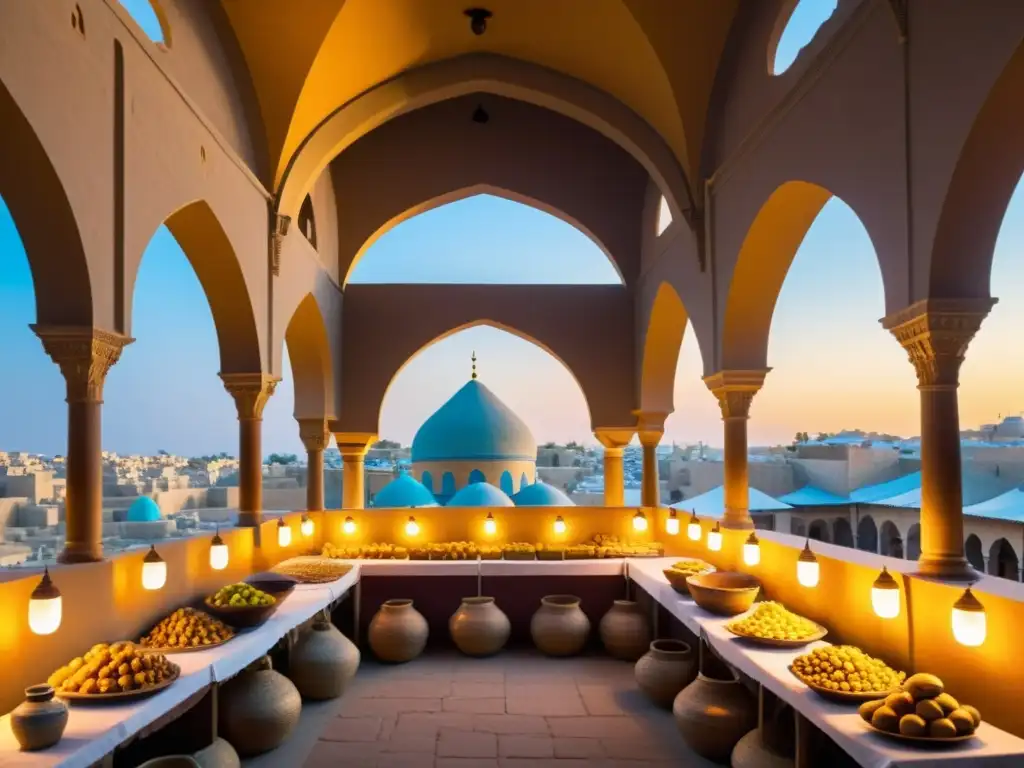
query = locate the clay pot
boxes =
[732,728,795,768]
[290,616,361,699]
[218,656,301,757]
[138,759,199,768]
[449,596,511,657]
[193,738,240,768]
[10,684,68,751]
[530,595,590,657]
[368,599,429,663]
[686,571,761,617]
[599,600,651,661]
[672,669,757,763]
[634,640,696,708]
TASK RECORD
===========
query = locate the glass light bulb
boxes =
[210,541,229,571]
[406,517,420,536]
[484,517,497,535]
[797,559,820,588]
[666,516,680,536]
[343,517,356,535]
[743,541,760,567]
[871,567,900,619]
[952,588,986,647]
[142,559,167,591]
[278,523,292,547]
[687,521,701,541]
[707,529,722,552]
[553,516,566,535]
[633,513,648,532]
[301,517,314,537]
[29,595,62,635]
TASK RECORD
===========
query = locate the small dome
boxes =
[513,481,575,507]
[126,496,161,522]
[372,472,438,508]
[447,482,515,507]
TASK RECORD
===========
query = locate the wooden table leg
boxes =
[795,711,813,768]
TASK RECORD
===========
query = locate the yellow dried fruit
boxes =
[899,714,927,736]
[904,673,943,700]
[885,691,915,718]
[859,699,886,723]
[949,708,976,735]
[871,705,900,733]
[916,699,944,722]
[929,718,958,738]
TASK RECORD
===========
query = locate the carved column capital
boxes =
[332,431,376,459]
[593,428,634,453]
[632,411,667,446]
[298,418,330,452]
[703,369,769,420]
[881,299,996,390]
[32,326,133,403]
[221,373,279,420]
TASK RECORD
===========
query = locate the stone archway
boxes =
[965,534,985,572]
[856,514,878,553]
[808,519,831,543]
[906,523,921,561]
[638,282,690,417]
[791,518,806,537]
[989,538,1020,581]
[880,521,903,558]
[285,293,335,419]
[834,517,854,548]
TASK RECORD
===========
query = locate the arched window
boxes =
[771,0,837,75]
[655,196,672,236]
[441,472,456,497]
[468,469,486,485]
[117,0,170,46]
[298,194,317,249]
[520,472,530,491]
[421,471,433,494]
[500,471,514,496]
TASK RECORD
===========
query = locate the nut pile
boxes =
[139,607,234,649]
[48,642,176,695]
[792,645,905,694]
[727,602,822,642]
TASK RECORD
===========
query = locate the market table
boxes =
[627,557,1024,768]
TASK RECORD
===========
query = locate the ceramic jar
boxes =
[368,599,429,663]
[290,616,361,699]
[10,685,68,751]
[449,596,510,657]
[218,656,301,757]
[530,595,590,657]
[193,738,241,768]
[672,670,757,763]
[599,600,651,661]
[732,729,795,768]
[138,759,200,768]
[634,639,696,708]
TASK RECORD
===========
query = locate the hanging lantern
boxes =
[871,566,900,619]
[342,516,356,535]
[665,509,680,536]
[743,531,761,567]
[300,515,314,537]
[209,528,229,571]
[405,516,420,536]
[687,510,701,541]
[951,586,986,647]
[278,518,292,547]
[484,512,497,536]
[28,568,62,636]
[633,510,648,532]
[707,521,722,552]
[797,539,819,588]
[142,545,167,591]
[553,515,567,535]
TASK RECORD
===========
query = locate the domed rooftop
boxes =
[126,496,161,522]
[372,472,438,508]
[447,482,515,508]
[513,481,576,507]
[412,379,536,463]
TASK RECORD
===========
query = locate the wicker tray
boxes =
[58,664,180,703]
[862,720,976,745]
[726,623,827,648]
[503,552,536,560]
[789,666,898,703]
[537,550,565,561]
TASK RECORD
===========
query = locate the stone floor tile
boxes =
[552,736,606,758]
[577,684,632,716]
[451,670,505,684]
[546,716,647,739]
[472,714,549,734]
[451,681,504,698]
[380,732,437,754]
[497,734,554,758]
[340,697,443,717]
[375,754,436,768]
[436,729,498,758]
[443,697,506,714]
[369,679,454,699]
[393,712,475,739]
[499,760,613,768]
[320,716,384,742]
[435,760,499,768]
[505,690,587,717]
[305,739,382,766]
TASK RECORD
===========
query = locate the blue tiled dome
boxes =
[126,496,161,522]
[447,482,515,507]
[513,481,575,507]
[372,472,438,508]
[412,380,536,463]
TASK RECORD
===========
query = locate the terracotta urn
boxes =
[290,615,361,699]
[672,668,757,763]
[368,599,429,663]
[218,656,301,757]
[634,639,696,708]
[10,684,68,751]
[530,595,590,657]
[193,737,240,768]
[599,600,651,661]
[138,759,199,768]
[449,596,511,657]
[732,729,795,768]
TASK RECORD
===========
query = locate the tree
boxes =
[792,432,810,445]
[566,441,581,450]
[374,439,401,449]
[157,449,169,456]
[268,453,299,465]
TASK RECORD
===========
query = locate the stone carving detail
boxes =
[882,299,995,389]
[298,418,330,452]
[703,370,769,420]
[270,214,292,277]
[221,373,279,420]
[332,432,377,460]
[32,326,133,403]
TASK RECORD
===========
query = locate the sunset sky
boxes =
[1,0,1020,457]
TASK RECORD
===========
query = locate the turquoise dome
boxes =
[412,380,536,463]
[126,496,161,522]
[447,482,515,507]
[513,481,575,507]
[372,472,438,508]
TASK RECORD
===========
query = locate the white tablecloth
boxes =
[627,558,1024,768]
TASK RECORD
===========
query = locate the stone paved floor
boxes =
[303,650,719,767]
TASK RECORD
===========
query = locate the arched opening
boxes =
[421,470,434,494]
[857,515,878,553]
[790,518,807,537]
[520,471,530,489]
[906,523,921,561]
[769,0,838,75]
[298,194,317,249]
[468,469,486,485]
[117,0,171,46]
[833,517,854,548]
[656,196,672,236]
[808,519,830,543]
[988,538,1020,581]
[965,534,985,573]
[640,282,690,417]
[441,472,456,497]
[500,470,514,496]
[282,293,334,420]
[880,521,903,559]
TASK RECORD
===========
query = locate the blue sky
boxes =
[3,0,1020,457]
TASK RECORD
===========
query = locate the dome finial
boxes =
[471,350,477,380]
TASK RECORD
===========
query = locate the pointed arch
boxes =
[639,282,689,415]
[500,470,514,496]
[520,472,530,490]
[989,538,1019,581]
[421,471,433,494]
[808,519,830,543]
[965,534,985,572]
[833,517,854,548]
[880,520,903,558]
[906,523,921,561]
[468,469,486,485]
[856,514,877,553]
[285,293,335,419]
[441,472,456,497]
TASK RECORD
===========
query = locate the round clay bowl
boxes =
[245,571,298,599]
[685,572,760,616]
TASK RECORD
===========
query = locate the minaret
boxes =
[471,351,478,380]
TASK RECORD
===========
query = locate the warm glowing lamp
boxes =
[142,545,167,591]
[405,516,420,536]
[871,566,900,619]
[797,539,820,588]
[633,510,648,532]
[952,586,986,647]
[29,567,62,636]
[666,509,680,536]
[743,531,760,566]
[343,516,356,535]
[553,515,567,535]
[278,518,292,547]
[209,528,229,571]
[300,515,314,537]
[707,521,722,552]
[484,512,497,536]
[687,510,701,541]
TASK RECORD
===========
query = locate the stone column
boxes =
[634,412,667,508]
[594,428,633,506]
[298,418,329,511]
[221,373,279,527]
[32,326,132,563]
[334,432,375,510]
[883,298,994,580]
[703,370,769,531]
